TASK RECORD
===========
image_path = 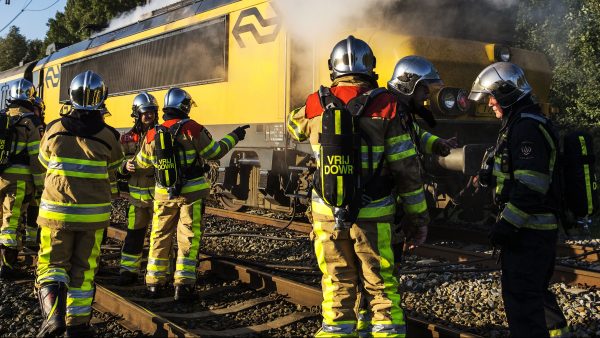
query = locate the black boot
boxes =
[0,245,18,279]
[118,271,138,286]
[65,324,94,338]
[36,282,67,338]
[146,284,161,298]
[174,284,196,302]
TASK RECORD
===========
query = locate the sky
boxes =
[0,0,68,40]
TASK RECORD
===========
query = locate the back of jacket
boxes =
[38,117,124,230]
[136,118,239,203]
[1,107,45,190]
[287,76,428,225]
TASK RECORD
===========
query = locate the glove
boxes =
[489,218,519,247]
[432,137,458,157]
[405,224,428,248]
[476,167,493,188]
[232,125,250,141]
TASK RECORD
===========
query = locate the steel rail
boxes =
[428,225,600,262]
[93,284,197,337]
[198,254,482,338]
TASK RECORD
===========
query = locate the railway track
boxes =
[99,224,483,337]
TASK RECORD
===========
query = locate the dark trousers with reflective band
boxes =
[313,219,405,337]
[145,199,203,286]
[0,179,33,249]
[36,226,104,326]
[120,204,152,274]
[501,228,567,338]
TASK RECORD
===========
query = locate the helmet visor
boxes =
[468,91,490,103]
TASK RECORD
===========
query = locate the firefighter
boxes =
[117,92,159,285]
[135,87,247,300]
[470,62,569,337]
[287,36,429,337]
[24,96,47,248]
[0,79,44,279]
[35,71,123,337]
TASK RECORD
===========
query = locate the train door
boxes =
[0,83,9,110]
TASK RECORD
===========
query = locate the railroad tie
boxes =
[190,311,318,336]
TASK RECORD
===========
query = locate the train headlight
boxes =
[456,89,470,112]
[442,91,456,110]
[495,45,511,62]
[432,87,471,116]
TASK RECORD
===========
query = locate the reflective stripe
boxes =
[537,124,557,174]
[319,323,356,335]
[47,161,108,176]
[27,140,40,155]
[0,181,26,247]
[579,136,594,215]
[174,270,196,279]
[136,150,155,167]
[376,222,405,327]
[66,305,91,316]
[361,146,385,170]
[312,193,395,219]
[501,203,557,230]
[398,187,427,215]
[386,134,416,162]
[3,164,31,175]
[371,323,407,336]
[199,140,220,158]
[155,176,210,195]
[39,200,111,223]
[147,258,169,266]
[549,326,569,337]
[38,151,49,168]
[514,170,550,194]
[129,185,154,201]
[36,227,70,284]
[420,131,438,155]
[120,252,142,272]
[287,108,308,141]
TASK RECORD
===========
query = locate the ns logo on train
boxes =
[45,65,60,88]
[232,5,281,48]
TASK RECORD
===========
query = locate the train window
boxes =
[59,16,228,101]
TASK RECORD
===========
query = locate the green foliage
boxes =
[45,0,148,46]
[516,0,600,127]
[0,26,28,71]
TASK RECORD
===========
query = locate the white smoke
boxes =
[274,0,391,45]
[484,0,518,9]
[93,0,182,37]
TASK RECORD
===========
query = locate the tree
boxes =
[0,26,29,71]
[516,0,600,126]
[45,0,148,47]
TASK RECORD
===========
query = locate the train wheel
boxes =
[214,184,244,211]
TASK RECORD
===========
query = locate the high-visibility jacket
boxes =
[493,103,559,230]
[119,130,155,207]
[37,117,124,231]
[136,117,239,202]
[3,107,45,190]
[287,76,428,224]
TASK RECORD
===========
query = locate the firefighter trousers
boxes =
[36,226,104,326]
[25,196,40,246]
[120,204,152,274]
[312,219,405,338]
[0,179,33,249]
[145,199,203,286]
[501,228,568,338]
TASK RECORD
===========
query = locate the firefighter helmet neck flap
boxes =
[468,62,532,109]
[163,88,195,116]
[328,35,378,81]
[7,78,36,110]
[68,71,108,111]
[387,56,442,97]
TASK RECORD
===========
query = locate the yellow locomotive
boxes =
[0,0,553,215]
